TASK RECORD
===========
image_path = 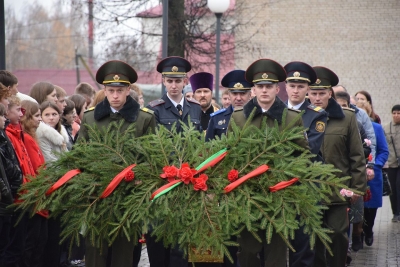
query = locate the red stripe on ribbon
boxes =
[269,178,299,192]
[150,179,181,200]
[224,165,269,193]
[46,169,81,196]
[100,164,136,199]
[195,152,228,175]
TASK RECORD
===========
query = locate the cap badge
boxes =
[293,71,300,77]
[113,75,120,81]
[233,83,244,88]
[171,66,178,72]
[262,73,268,79]
[315,79,321,84]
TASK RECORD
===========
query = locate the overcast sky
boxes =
[5,0,54,15]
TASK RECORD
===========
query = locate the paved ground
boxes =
[138,196,398,267]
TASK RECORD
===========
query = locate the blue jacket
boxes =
[364,122,389,208]
[205,106,233,141]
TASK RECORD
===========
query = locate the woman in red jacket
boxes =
[20,100,48,267]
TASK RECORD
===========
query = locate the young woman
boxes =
[62,99,76,149]
[29,81,58,105]
[36,101,69,267]
[20,100,49,267]
[36,101,69,162]
[355,90,381,124]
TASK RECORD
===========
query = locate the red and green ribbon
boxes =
[150,148,228,201]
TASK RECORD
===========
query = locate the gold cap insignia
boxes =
[293,71,300,77]
[233,83,244,88]
[171,66,178,72]
[113,75,120,81]
[262,73,268,79]
[316,121,325,133]
[315,79,321,84]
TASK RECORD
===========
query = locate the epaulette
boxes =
[233,107,243,112]
[307,104,324,113]
[210,108,226,117]
[288,108,301,113]
[187,98,200,105]
[148,99,165,107]
[141,107,154,114]
[343,107,355,112]
[84,107,95,113]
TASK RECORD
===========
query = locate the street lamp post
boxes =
[207,0,229,104]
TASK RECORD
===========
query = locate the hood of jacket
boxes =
[36,122,69,147]
[94,96,140,123]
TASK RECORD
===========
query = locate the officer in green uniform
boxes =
[229,59,309,267]
[307,67,366,267]
[284,61,328,267]
[79,60,156,267]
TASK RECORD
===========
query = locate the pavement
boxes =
[138,196,399,267]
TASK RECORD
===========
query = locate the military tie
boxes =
[176,104,183,116]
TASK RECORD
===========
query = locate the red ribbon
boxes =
[46,169,81,196]
[269,178,299,192]
[224,165,269,193]
[100,164,136,199]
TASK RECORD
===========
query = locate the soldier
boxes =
[79,60,156,267]
[147,56,202,134]
[229,59,309,267]
[283,61,328,267]
[205,70,252,141]
[146,57,202,267]
[190,72,218,131]
[307,67,366,267]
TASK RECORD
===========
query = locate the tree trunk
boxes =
[168,0,185,57]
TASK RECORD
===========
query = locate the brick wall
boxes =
[235,0,400,124]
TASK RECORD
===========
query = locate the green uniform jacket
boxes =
[79,96,156,141]
[320,98,367,204]
[229,97,309,150]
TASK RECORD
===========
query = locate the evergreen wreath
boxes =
[16,111,357,261]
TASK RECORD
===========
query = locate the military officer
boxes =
[307,67,366,267]
[147,56,202,134]
[79,60,156,267]
[284,61,328,267]
[190,72,218,131]
[228,59,309,267]
[205,70,252,141]
[146,57,202,267]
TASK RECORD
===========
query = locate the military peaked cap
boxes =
[96,60,138,87]
[284,61,317,84]
[221,70,253,92]
[245,59,286,84]
[157,56,191,78]
[310,66,339,89]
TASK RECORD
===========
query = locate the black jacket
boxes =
[147,94,202,133]
[0,128,22,214]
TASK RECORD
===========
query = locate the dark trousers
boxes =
[289,223,315,267]
[42,217,62,267]
[0,215,12,266]
[2,212,28,267]
[363,208,378,236]
[85,235,135,267]
[387,167,400,215]
[70,234,86,261]
[313,205,348,267]
[237,229,286,267]
[22,214,48,267]
[145,232,170,267]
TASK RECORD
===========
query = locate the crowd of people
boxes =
[0,55,398,267]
